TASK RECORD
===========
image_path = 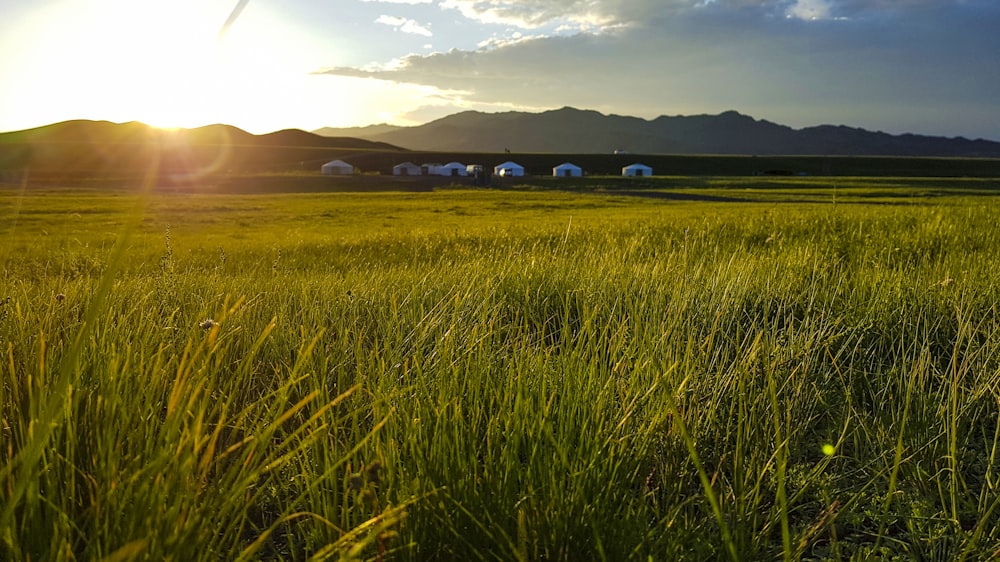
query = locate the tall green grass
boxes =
[4,186,1000,560]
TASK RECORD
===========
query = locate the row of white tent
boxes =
[322,159,654,177]
[321,160,354,175]
[388,161,524,177]
[550,163,653,177]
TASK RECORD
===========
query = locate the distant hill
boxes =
[0,120,404,183]
[313,124,405,138]
[314,107,1000,157]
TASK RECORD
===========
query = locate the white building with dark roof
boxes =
[321,160,353,175]
[494,161,525,177]
[622,163,652,177]
[553,162,582,177]
[393,161,421,176]
[440,162,468,176]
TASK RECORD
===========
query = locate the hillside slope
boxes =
[0,120,404,180]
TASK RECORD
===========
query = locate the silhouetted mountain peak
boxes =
[547,106,603,116]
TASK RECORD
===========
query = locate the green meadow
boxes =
[5,178,1000,560]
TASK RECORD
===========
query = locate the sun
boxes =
[2,0,319,133]
[92,2,234,130]
[1,1,229,130]
[1,0,455,135]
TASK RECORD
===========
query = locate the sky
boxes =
[1,0,998,140]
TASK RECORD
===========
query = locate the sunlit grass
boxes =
[3,184,1000,559]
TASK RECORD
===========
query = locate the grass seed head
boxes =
[365,462,382,485]
[349,473,365,491]
[199,318,218,330]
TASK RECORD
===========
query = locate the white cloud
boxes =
[375,14,433,36]
[476,31,541,50]
[786,0,834,19]
[438,0,626,29]
[435,0,792,29]
[399,19,433,36]
[362,0,433,4]
[376,15,407,26]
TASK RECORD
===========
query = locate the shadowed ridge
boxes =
[0,120,406,182]
[0,119,154,144]
[257,128,402,151]
[310,107,1000,156]
[0,121,404,151]
[313,123,404,138]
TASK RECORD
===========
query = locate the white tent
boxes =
[440,162,468,177]
[393,161,421,176]
[622,163,652,177]
[494,161,525,177]
[553,162,582,177]
[321,160,353,175]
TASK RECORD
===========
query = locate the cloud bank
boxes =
[375,14,433,36]
[437,0,987,28]
[320,0,1000,138]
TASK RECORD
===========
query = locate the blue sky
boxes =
[1,0,998,140]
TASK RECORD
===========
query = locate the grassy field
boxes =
[4,179,1000,560]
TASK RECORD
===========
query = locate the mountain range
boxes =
[4,111,1000,188]
[314,107,1000,157]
